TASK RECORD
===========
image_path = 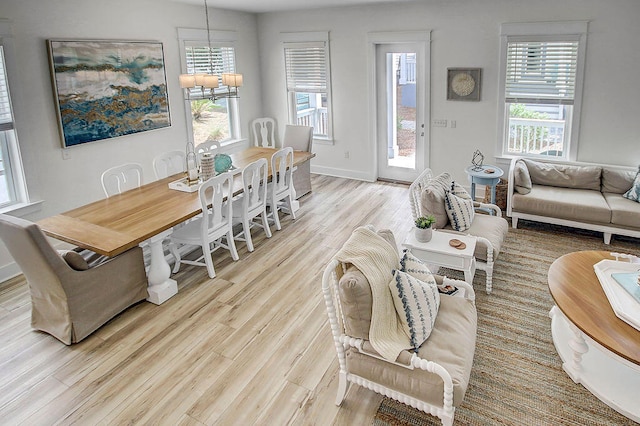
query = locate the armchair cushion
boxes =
[345,294,477,408]
[419,172,452,228]
[57,250,89,271]
[338,265,372,340]
[445,191,475,232]
[389,270,439,350]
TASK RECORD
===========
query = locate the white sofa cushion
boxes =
[604,193,640,228]
[512,185,611,224]
[523,159,602,190]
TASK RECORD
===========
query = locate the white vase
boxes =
[415,227,433,243]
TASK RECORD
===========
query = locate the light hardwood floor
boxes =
[0,175,415,425]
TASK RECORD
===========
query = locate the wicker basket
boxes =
[483,178,508,210]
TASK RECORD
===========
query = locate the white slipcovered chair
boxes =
[409,168,509,293]
[251,117,277,148]
[322,226,477,426]
[232,158,272,252]
[153,150,185,179]
[101,163,144,197]
[169,172,239,279]
[196,140,221,161]
[283,124,313,198]
[267,147,296,231]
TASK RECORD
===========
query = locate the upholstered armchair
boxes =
[283,124,313,198]
[322,226,477,426]
[409,168,509,293]
[0,214,148,345]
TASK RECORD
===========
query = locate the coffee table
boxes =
[548,251,640,422]
[403,230,477,285]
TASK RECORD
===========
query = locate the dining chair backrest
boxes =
[241,158,269,214]
[271,147,294,197]
[101,163,144,197]
[251,118,277,148]
[199,173,233,236]
[283,124,313,152]
[153,150,185,180]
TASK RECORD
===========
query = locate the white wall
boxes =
[257,0,640,181]
[0,0,260,277]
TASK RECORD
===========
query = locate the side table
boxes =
[464,165,504,205]
[403,230,477,284]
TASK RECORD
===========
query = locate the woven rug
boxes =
[374,221,640,426]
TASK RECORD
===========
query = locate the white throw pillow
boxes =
[389,269,440,351]
[623,167,640,202]
[445,191,475,232]
[450,181,472,200]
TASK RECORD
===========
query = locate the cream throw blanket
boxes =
[334,226,410,361]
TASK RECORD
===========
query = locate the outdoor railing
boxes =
[508,117,565,156]
[297,107,328,136]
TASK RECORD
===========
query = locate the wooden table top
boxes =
[38,147,314,257]
[548,250,640,366]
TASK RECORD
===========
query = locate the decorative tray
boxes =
[168,177,202,193]
[593,259,640,331]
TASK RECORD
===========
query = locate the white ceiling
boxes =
[170,0,412,14]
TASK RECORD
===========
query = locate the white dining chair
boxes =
[196,140,221,161]
[267,147,296,231]
[232,158,272,252]
[153,150,186,180]
[169,173,239,279]
[283,124,313,198]
[101,163,144,197]
[251,117,277,148]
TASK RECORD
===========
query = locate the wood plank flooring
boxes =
[0,175,414,425]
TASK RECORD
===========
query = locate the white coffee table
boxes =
[403,230,477,284]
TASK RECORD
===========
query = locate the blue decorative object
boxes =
[214,153,233,174]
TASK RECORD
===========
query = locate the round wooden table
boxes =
[548,250,640,422]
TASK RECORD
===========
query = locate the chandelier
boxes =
[178,0,243,101]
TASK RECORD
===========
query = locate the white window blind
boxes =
[284,41,328,93]
[505,39,579,105]
[0,46,13,131]
[184,43,236,98]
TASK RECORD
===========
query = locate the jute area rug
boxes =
[374,221,640,426]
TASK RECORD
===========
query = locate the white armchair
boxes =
[409,168,509,293]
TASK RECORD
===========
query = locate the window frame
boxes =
[497,21,588,161]
[178,28,241,144]
[0,20,30,213]
[282,31,333,144]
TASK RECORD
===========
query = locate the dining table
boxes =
[38,147,315,304]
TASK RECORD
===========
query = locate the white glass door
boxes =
[375,42,426,182]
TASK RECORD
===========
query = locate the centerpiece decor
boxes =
[414,215,436,242]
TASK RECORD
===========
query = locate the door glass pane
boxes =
[387,52,416,169]
[191,98,230,149]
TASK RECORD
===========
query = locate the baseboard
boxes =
[310,165,375,182]
[0,262,22,284]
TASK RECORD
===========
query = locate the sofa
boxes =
[506,157,640,244]
[322,226,477,426]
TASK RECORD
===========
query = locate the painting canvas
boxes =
[47,40,171,147]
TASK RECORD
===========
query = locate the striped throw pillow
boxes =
[445,190,475,232]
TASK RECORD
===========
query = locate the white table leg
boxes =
[564,321,589,383]
[145,229,178,305]
[463,257,476,284]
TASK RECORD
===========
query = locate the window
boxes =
[283,32,332,141]
[178,29,240,148]
[0,26,28,211]
[498,22,587,160]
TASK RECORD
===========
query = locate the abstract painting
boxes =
[47,40,171,147]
